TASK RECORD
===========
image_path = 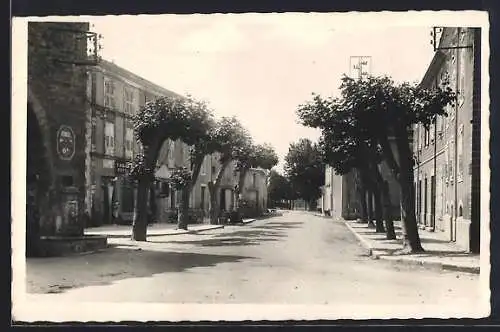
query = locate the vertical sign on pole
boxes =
[349,56,372,80]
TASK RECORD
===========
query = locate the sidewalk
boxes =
[85,219,257,238]
[341,219,480,274]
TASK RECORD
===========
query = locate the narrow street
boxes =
[26,211,482,315]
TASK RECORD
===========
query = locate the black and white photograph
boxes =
[12,10,490,322]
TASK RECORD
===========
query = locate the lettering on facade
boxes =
[56,125,76,160]
[115,160,132,175]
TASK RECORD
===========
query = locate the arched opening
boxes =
[26,103,50,257]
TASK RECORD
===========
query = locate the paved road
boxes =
[24,211,485,318]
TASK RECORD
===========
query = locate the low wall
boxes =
[37,235,108,257]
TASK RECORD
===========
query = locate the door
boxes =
[430,175,436,230]
[220,189,226,212]
[424,178,428,226]
[417,180,422,224]
[200,186,206,216]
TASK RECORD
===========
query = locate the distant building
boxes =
[321,159,401,221]
[414,27,481,253]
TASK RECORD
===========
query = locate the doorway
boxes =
[220,189,226,212]
[424,178,428,226]
[200,186,206,215]
[430,175,436,230]
[27,104,49,256]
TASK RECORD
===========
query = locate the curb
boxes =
[86,225,225,239]
[341,220,480,275]
[342,219,374,256]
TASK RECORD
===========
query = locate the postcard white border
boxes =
[12,10,491,322]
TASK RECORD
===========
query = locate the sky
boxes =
[89,13,436,173]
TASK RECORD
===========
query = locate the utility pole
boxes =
[348,56,372,220]
[349,56,372,80]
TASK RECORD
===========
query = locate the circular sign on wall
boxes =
[56,125,76,161]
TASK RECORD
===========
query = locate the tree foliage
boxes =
[296,74,456,252]
[169,166,193,190]
[268,170,295,204]
[130,94,215,238]
[284,138,325,206]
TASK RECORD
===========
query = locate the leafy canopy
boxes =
[235,142,279,173]
[133,94,214,147]
[284,138,325,202]
[297,75,457,175]
[268,170,295,202]
[210,116,252,164]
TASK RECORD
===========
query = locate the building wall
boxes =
[28,22,91,236]
[241,168,268,212]
[414,27,479,252]
[85,59,271,225]
[86,60,187,225]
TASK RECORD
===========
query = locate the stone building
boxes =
[322,161,400,221]
[413,27,481,253]
[27,22,107,256]
[85,59,271,225]
[207,154,269,218]
[84,59,185,225]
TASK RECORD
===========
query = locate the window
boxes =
[125,127,133,160]
[444,148,449,184]
[252,173,257,187]
[91,117,97,152]
[168,140,175,168]
[424,127,430,147]
[104,121,115,156]
[430,123,435,143]
[417,126,422,151]
[457,124,464,182]
[458,76,465,108]
[104,78,116,109]
[200,156,206,175]
[124,86,136,115]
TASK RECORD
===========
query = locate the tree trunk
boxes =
[382,181,397,240]
[177,187,190,230]
[177,154,204,229]
[131,141,159,242]
[207,159,231,224]
[359,187,368,223]
[396,132,424,252]
[366,188,375,228]
[132,177,150,241]
[149,183,157,224]
[373,185,385,233]
[208,182,219,224]
[234,168,247,213]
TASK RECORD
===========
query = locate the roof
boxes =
[97,59,183,98]
[419,49,447,88]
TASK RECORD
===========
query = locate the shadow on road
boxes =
[213,230,287,239]
[154,236,282,247]
[262,221,304,228]
[27,247,254,294]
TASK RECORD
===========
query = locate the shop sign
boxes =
[56,125,76,161]
[115,160,132,175]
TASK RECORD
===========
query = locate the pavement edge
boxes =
[340,219,479,275]
[341,219,373,256]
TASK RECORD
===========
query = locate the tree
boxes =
[284,138,325,211]
[207,116,252,224]
[234,142,279,214]
[297,75,456,252]
[130,95,213,241]
[268,170,294,209]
